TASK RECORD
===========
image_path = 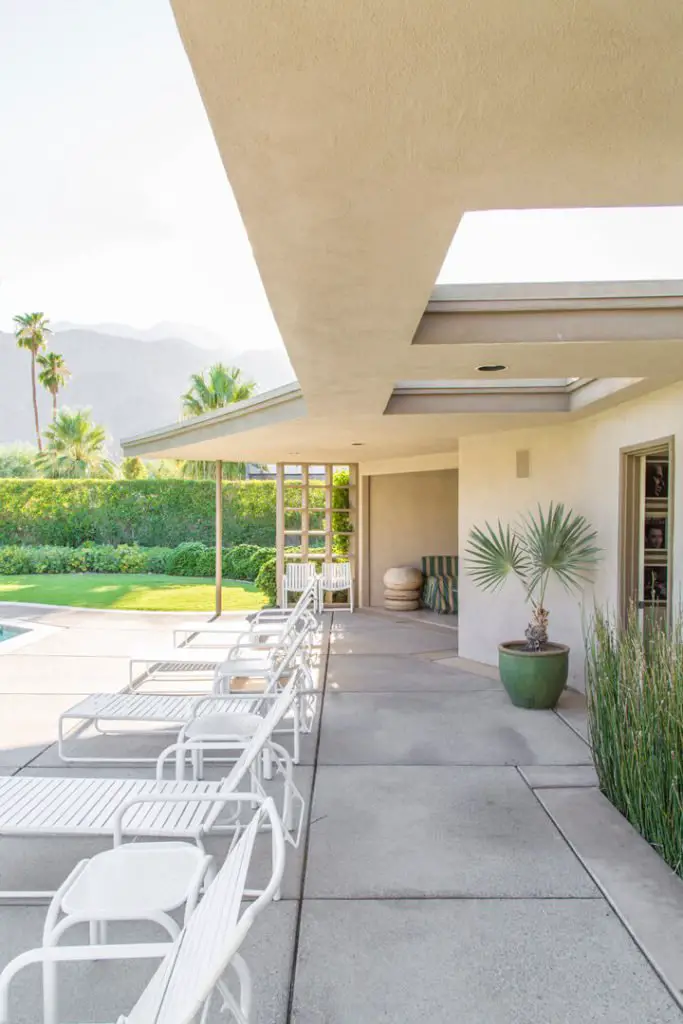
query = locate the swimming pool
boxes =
[0,624,27,644]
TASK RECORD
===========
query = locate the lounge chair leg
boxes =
[262,747,273,782]
[293,702,301,765]
[43,963,58,1024]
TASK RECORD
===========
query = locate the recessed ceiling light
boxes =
[476,364,507,373]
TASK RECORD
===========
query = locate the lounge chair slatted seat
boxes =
[0,677,303,902]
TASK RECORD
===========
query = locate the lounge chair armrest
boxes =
[114,787,266,841]
[0,942,172,1023]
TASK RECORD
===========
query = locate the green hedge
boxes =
[255,557,277,606]
[0,544,175,576]
[0,480,278,548]
[0,542,275,582]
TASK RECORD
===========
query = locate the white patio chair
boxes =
[172,574,319,647]
[319,560,354,612]
[0,677,305,903]
[0,795,285,1024]
[282,561,317,610]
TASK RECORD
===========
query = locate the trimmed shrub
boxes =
[144,547,174,574]
[166,542,207,577]
[0,546,34,574]
[0,479,277,548]
[30,547,71,574]
[248,546,276,581]
[0,541,278,582]
[255,557,277,606]
[224,544,260,581]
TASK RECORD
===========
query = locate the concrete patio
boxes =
[0,604,681,1022]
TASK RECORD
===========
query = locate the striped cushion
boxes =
[421,555,458,579]
[421,555,458,614]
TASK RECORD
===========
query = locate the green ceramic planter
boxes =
[498,642,569,709]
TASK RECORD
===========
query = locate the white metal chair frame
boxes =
[318,561,354,612]
[58,615,315,766]
[130,592,317,692]
[282,561,317,611]
[159,666,311,796]
[212,618,318,757]
[172,574,319,648]
[0,678,304,904]
[0,796,285,1024]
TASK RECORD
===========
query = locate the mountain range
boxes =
[0,324,295,453]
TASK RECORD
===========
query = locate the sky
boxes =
[3,0,683,350]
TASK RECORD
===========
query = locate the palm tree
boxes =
[13,313,51,451]
[180,363,257,480]
[35,408,114,479]
[466,503,601,649]
[181,363,256,418]
[37,351,71,420]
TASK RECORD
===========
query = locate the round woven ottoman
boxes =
[383,566,422,611]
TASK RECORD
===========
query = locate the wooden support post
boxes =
[215,460,223,618]
[276,464,285,607]
[348,462,358,609]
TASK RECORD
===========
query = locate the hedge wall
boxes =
[0,542,276,582]
[0,480,277,548]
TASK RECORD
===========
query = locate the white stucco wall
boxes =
[458,381,683,689]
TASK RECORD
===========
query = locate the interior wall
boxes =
[458,381,683,690]
[367,469,458,606]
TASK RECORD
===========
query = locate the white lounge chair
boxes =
[59,618,314,765]
[0,795,285,1024]
[172,573,319,647]
[131,601,317,691]
[319,560,354,612]
[0,677,304,903]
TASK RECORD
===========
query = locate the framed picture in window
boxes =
[645,460,669,499]
[644,517,667,551]
[644,564,667,604]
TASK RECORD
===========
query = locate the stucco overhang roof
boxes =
[122,283,683,464]
[127,1,683,462]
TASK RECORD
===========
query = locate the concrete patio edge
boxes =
[536,785,683,1012]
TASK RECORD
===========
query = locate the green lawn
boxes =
[0,574,268,612]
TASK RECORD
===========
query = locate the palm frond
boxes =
[521,502,601,597]
[465,520,530,592]
[180,363,257,420]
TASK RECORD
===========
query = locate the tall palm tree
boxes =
[35,408,114,479]
[180,363,257,480]
[181,363,256,418]
[37,351,71,420]
[13,312,51,451]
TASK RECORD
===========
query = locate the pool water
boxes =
[0,625,25,644]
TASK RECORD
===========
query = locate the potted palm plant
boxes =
[465,503,600,709]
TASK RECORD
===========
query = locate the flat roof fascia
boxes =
[121,382,305,458]
[429,280,683,311]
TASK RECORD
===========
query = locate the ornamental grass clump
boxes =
[585,607,683,877]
